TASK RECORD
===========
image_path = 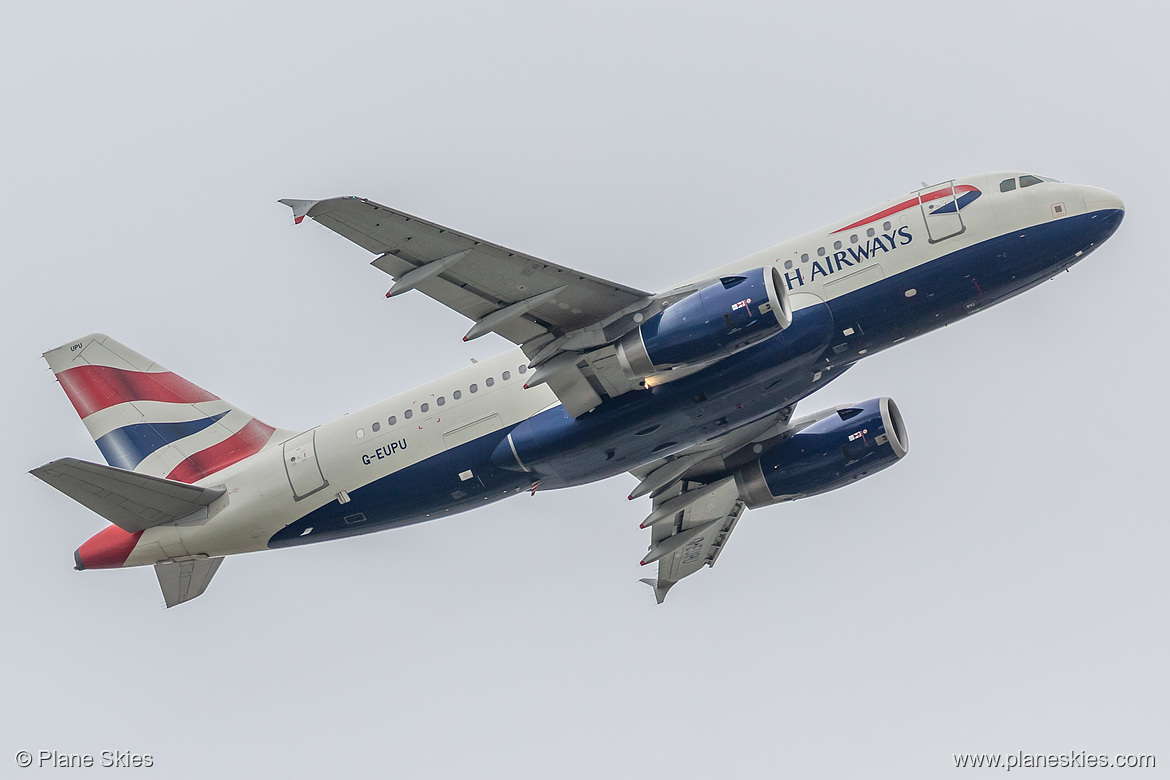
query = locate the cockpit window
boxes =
[1000,178,1017,193]
[1020,174,1044,188]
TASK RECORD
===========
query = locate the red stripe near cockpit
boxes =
[831,184,979,234]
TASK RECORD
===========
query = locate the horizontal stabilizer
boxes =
[155,557,224,608]
[31,457,225,533]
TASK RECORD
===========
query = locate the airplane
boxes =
[31,172,1124,607]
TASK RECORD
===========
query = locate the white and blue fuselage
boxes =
[55,172,1126,581]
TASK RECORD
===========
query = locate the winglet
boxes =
[278,199,319,225]
[639,577,675,604]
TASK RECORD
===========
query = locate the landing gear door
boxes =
[917,180,966,244]
[284,429,328,500]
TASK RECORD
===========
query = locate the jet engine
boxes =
[616,266,792,379]
[734,397,909,508]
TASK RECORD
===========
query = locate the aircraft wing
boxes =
[639,478,745,603]
[285,196,651,345]
[628,405,798,601]
[285,196,668,416]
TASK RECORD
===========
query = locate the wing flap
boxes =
[31,457,225,533]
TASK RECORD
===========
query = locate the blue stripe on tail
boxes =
[95,412,229,471]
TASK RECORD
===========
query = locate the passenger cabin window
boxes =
[388,415,397,426]
[1000,178,1016,192]
[1020,174,1043,188]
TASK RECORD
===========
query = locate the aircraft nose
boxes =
[1081,186,1125,214]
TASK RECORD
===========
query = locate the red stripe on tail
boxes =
[56,365,220,419]
[76,526,144,569]
[166,419,276,483]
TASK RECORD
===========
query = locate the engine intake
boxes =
[735,397,909,509]
[617,266,792,379]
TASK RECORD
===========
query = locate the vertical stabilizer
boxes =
[43,334,288,484]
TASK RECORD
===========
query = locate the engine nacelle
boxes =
[616,266,792,379]
[734,397,909,509]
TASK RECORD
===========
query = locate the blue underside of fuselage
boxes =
[268,208,1123,549]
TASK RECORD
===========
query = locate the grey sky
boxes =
[3,1,1165,777]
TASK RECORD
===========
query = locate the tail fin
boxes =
[44,334,286,484]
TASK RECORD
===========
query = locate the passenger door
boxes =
[916,180,966,243]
